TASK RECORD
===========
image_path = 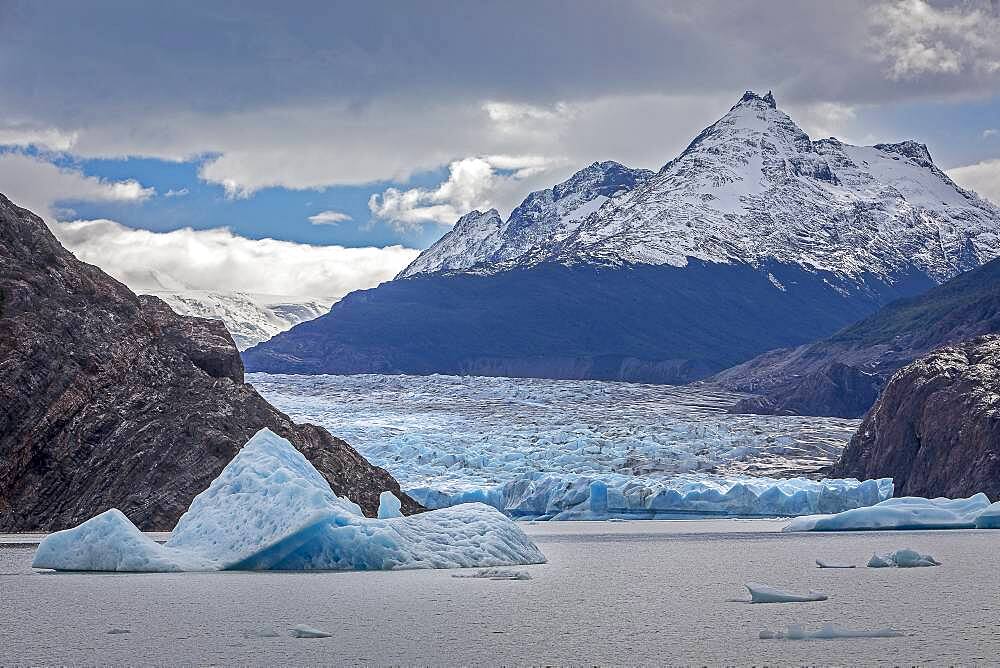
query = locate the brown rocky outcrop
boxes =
[0,193,420,531]
[830,335,1000,499]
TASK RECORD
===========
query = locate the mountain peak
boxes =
[734,89,777,110]
[873,140,933,165]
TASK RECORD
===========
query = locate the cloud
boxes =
[0,123,78,151]
[985,129,999,139]
[308,209,352,225]
[3,1,998,202]
[52,219,419,299]
[368,155,565,230]
[869,0,1000,80]
[0,151,154,219]
[948,159,1000,205]
[164,188,189,197]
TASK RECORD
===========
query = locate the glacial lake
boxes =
[4,521,999,665]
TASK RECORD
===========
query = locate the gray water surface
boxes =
[3,521,998,665]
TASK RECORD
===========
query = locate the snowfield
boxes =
[250,373,890,519]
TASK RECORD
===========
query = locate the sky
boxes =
[1,0,999,299]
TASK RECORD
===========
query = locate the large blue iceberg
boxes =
[32,429,545,572]
[783,494,998,532]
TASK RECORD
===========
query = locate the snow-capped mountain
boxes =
[400,91,1000,285]
[151,291,332,350]
[399,161,654,277]
[245,91,1000,383]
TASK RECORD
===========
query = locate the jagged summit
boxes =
[400,89,1000,285]
[734,89,776,110]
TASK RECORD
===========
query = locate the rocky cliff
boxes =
[715,257,1000,417]
[0,193,419,531]
[830,335,1000,499]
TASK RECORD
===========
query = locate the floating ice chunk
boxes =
[867,549,940,568]
[746,583,828,603]
[974,501,1000,529]
[783,494,991,532]
[31,509,215,572]
[452,568,531,580]
[290,625,332,638]
[34,429,545,572]
[165,429,358,569]
[377,491,403,519]
[273,503,545,571]
[816,559,855,569]
[760,624,904,640]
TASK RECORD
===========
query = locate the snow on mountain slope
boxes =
[151,291,332,350]
[398,161,654,278]
[400,91,1000,285]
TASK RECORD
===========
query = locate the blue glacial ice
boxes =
[249,373,891,519]
[974,501,1000,528]
[783,494,993,532]
[746,583,828,603]
[377,491,403,519]
[32,429,545,572]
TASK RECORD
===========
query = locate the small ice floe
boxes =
[290,625,333,638]
[452,568,531,580]
[760,624,904,640]
[244,627,280,638]
[867,549,940,568]
[106,628,131,635]
[815,559,855,569]
[783,494,990,532]
[745,582,828,603]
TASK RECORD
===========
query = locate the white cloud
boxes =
[308,209,352,225]
[0,123,78,151]
[0,151,154,219]
[870,0,1000,80]
[948,159,1000,206]
[164,187,189,197]
[985,129,999,139]
[52,219,419,300]
[368,154,566,230]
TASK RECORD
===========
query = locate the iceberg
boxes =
[760,624,904,640]
[783,494,992,532]
[31,509,215,572]
[867,549,940,568]
[815,559,855,569]
[290,625,333,639]
[746,583,828,603]
[974,501,1000,529]
[32,429,545,573]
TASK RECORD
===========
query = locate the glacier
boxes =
[250,373,893,519]
[32,429,545,572]
[783,494,993,532]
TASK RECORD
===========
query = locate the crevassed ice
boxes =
[32,429,545,572]
[250,373,891,519]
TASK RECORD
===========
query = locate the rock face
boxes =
[246,90,1000,382]
[0,193,419,531]
[716,257,1000,417]
[831,335,1000,500]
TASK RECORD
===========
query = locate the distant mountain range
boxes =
[244,90,1000,382]
[150,291,331,350]
[715,257,1000,417]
